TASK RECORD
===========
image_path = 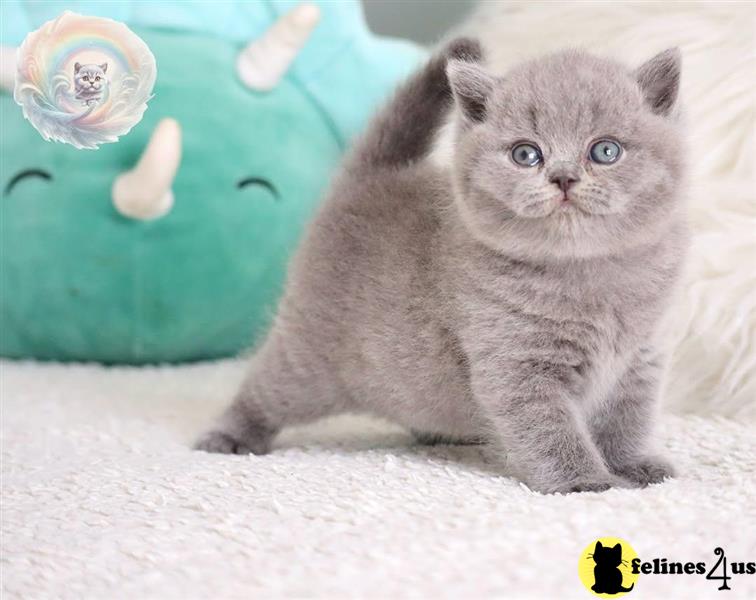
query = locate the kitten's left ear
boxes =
[100,63,108,73]
[634,48,681,116]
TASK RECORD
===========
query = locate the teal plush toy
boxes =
[0,1,425,363]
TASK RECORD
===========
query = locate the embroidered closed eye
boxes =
[236,177,279,200]
[4,168,53,196]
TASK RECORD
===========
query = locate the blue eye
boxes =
[589,139,622,164]
[511,142,543,167]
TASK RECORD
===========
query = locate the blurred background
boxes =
[363,0,474,43]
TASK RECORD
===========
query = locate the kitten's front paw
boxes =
[611,456,675,486]
[538,474,638,495]
[194,429,271,456]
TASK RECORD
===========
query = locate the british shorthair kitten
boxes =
[73,62,108,106]
[196,38,687,494]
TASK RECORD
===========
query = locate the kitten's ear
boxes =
[100,63,108,73]
[74,62,81,73]
[595,541,603,551]
[634,48,681,116]
[447,60,495,123]
[613,544,622,552]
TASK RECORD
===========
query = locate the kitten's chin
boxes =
[455,193,622,261]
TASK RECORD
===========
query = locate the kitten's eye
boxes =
[237,177,278,199]
[4,168,53,196]
[511,143,543,167]
[589,139,622,164]
[95,76,101,81]
[83,76,89,81]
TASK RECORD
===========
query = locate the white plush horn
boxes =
[112,118,181,220]
[0,46,17,91]
[236,2,320,91]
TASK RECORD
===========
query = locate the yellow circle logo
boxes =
[578,537,640,597]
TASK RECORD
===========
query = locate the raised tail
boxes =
[347,37,482,170]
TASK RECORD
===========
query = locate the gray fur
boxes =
[73,62,108,106]
[196,40,687,494]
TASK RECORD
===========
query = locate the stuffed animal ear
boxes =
[74,62,81,73]
[634,48,681,116]
[447,59,495,123]
[100,63,107,73]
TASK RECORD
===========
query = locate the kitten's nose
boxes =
[550,174,579,192]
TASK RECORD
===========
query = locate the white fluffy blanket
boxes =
[456,1,756,419]
[2,360,755,598]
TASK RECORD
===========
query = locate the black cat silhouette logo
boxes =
[578,537,640,597]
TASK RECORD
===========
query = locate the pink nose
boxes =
[550,175,579,192]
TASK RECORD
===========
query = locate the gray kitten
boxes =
[73,62,108,106]
[196,39,687,494]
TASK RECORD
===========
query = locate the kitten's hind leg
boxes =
[194,397,277,455]
[194,330,349,455]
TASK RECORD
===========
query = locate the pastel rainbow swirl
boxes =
[14,11,156,150]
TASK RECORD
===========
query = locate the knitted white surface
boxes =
[2,359,755,599]
[447,1,756,419]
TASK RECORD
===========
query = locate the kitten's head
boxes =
[447,49,684,260]
[74,62,108,91]
[593,541,623,567]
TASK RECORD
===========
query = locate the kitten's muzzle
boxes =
[550,174,579,193]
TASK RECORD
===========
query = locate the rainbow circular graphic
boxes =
[14,11,156,150]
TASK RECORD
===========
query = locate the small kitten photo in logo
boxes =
[12,11,156,150]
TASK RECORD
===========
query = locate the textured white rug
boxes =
[2,359,755,599]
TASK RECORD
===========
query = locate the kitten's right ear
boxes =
[634,48,681,116]
[74,62,81,74]
[447,60,495,123]
[595,541,604,551]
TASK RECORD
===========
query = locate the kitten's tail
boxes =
[346,37,482,171]
[620,584,635,592]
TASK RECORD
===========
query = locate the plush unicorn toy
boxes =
[0,1,425,363]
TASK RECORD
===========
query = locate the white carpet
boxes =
[2,359,755,599]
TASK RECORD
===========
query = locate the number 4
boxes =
[706,547,732,591]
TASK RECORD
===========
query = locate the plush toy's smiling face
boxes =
[0,28,342,363]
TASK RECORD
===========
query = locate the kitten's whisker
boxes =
[521,197,548,210]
